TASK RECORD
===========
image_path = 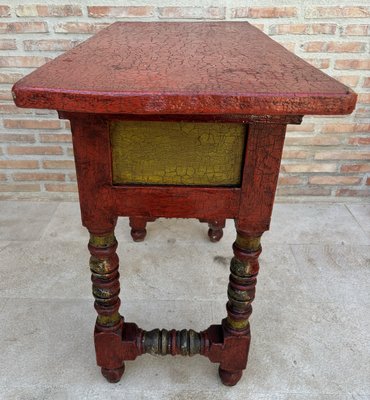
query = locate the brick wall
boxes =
[0,1,369,200]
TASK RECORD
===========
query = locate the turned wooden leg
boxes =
[101,365,125,383]
[88,231,125,383]
[87,226,262,385]
[199,219,225,242]
[208,219,225,242]
[129,217,156,242]
[219,231,262,386]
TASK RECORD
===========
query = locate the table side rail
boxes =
[110,185,240,219]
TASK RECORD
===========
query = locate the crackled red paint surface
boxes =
[12,22,356,115]
[11,22,358,386]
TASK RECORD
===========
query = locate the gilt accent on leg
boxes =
[88,231,125,383]
[219,231,262,386]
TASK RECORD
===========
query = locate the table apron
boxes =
[110,186,240,219]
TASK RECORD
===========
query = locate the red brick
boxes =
[23,39,80,52]
[231,7,297,18]
[270,23,336,35]
[322,123,370,133]
[0,56,51,68]
[0,104,33,114]
[348,137,370,145]
[88,6,155,18]
[311,24,338,34]
[45,183,77,192]
[16,5,82,17]
[0,173,6,181]
[278,42,296,52]
[40,133,71,143]
[315,151,370,160]
[0,39,16,50]
[7,146,63,155]
[301,42,325,52]
[328,42,366,53]
[0,133,35,142]
[358,94,370,104]
[54,22,109,34]
[282,150,312,159]
[286,123,315,132]
[13,172,65,181]
[0,6,10,17]
[0,160,38,169]
[0,21,48,33]
[4,119,61,130]
[0,72,23,83]
[68,172,77,181]
[305,6,370,19]
[342,24,369,36]
[302,41,366,53]
[334,59,370,70]
[0,184,40,192]
[278,176,305,185]
[333,75,359,87]
[158,7,225,19]
[0,90,13,100]
[277,187,331,196]
[340,164,370,173]
[285,136,342,146]
[282,163,337,173]
[303,58,331,69]
[355,107,370,118]
[363,78,370,88]
[42,160,75,169]
[309,176,360,185]
[336,189,370,197]
[366,177,370,186]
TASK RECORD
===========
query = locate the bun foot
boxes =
[208,227,223,242]
[101,364,125,383]
[218,367,243,386]
[130,228,147,242]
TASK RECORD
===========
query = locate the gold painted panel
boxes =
[110,121,245,186]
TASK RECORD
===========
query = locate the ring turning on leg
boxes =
[219,231,262,386]
[89,232,125,383]
[88,229,262,387]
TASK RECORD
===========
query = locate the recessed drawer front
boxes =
[110,121,245,186]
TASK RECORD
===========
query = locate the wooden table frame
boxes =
[12,22,356,386]
[57,111,301,386]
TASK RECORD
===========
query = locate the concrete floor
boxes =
[0,201,369,400]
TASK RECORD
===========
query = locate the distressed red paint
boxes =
[12,22,356,386]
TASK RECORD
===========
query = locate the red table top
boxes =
[12,22,356,116]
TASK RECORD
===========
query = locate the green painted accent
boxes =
[235,235,261,251]
[110,121,245,186]
[89,233,116,248]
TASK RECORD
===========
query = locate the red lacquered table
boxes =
[12,22,356,386]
